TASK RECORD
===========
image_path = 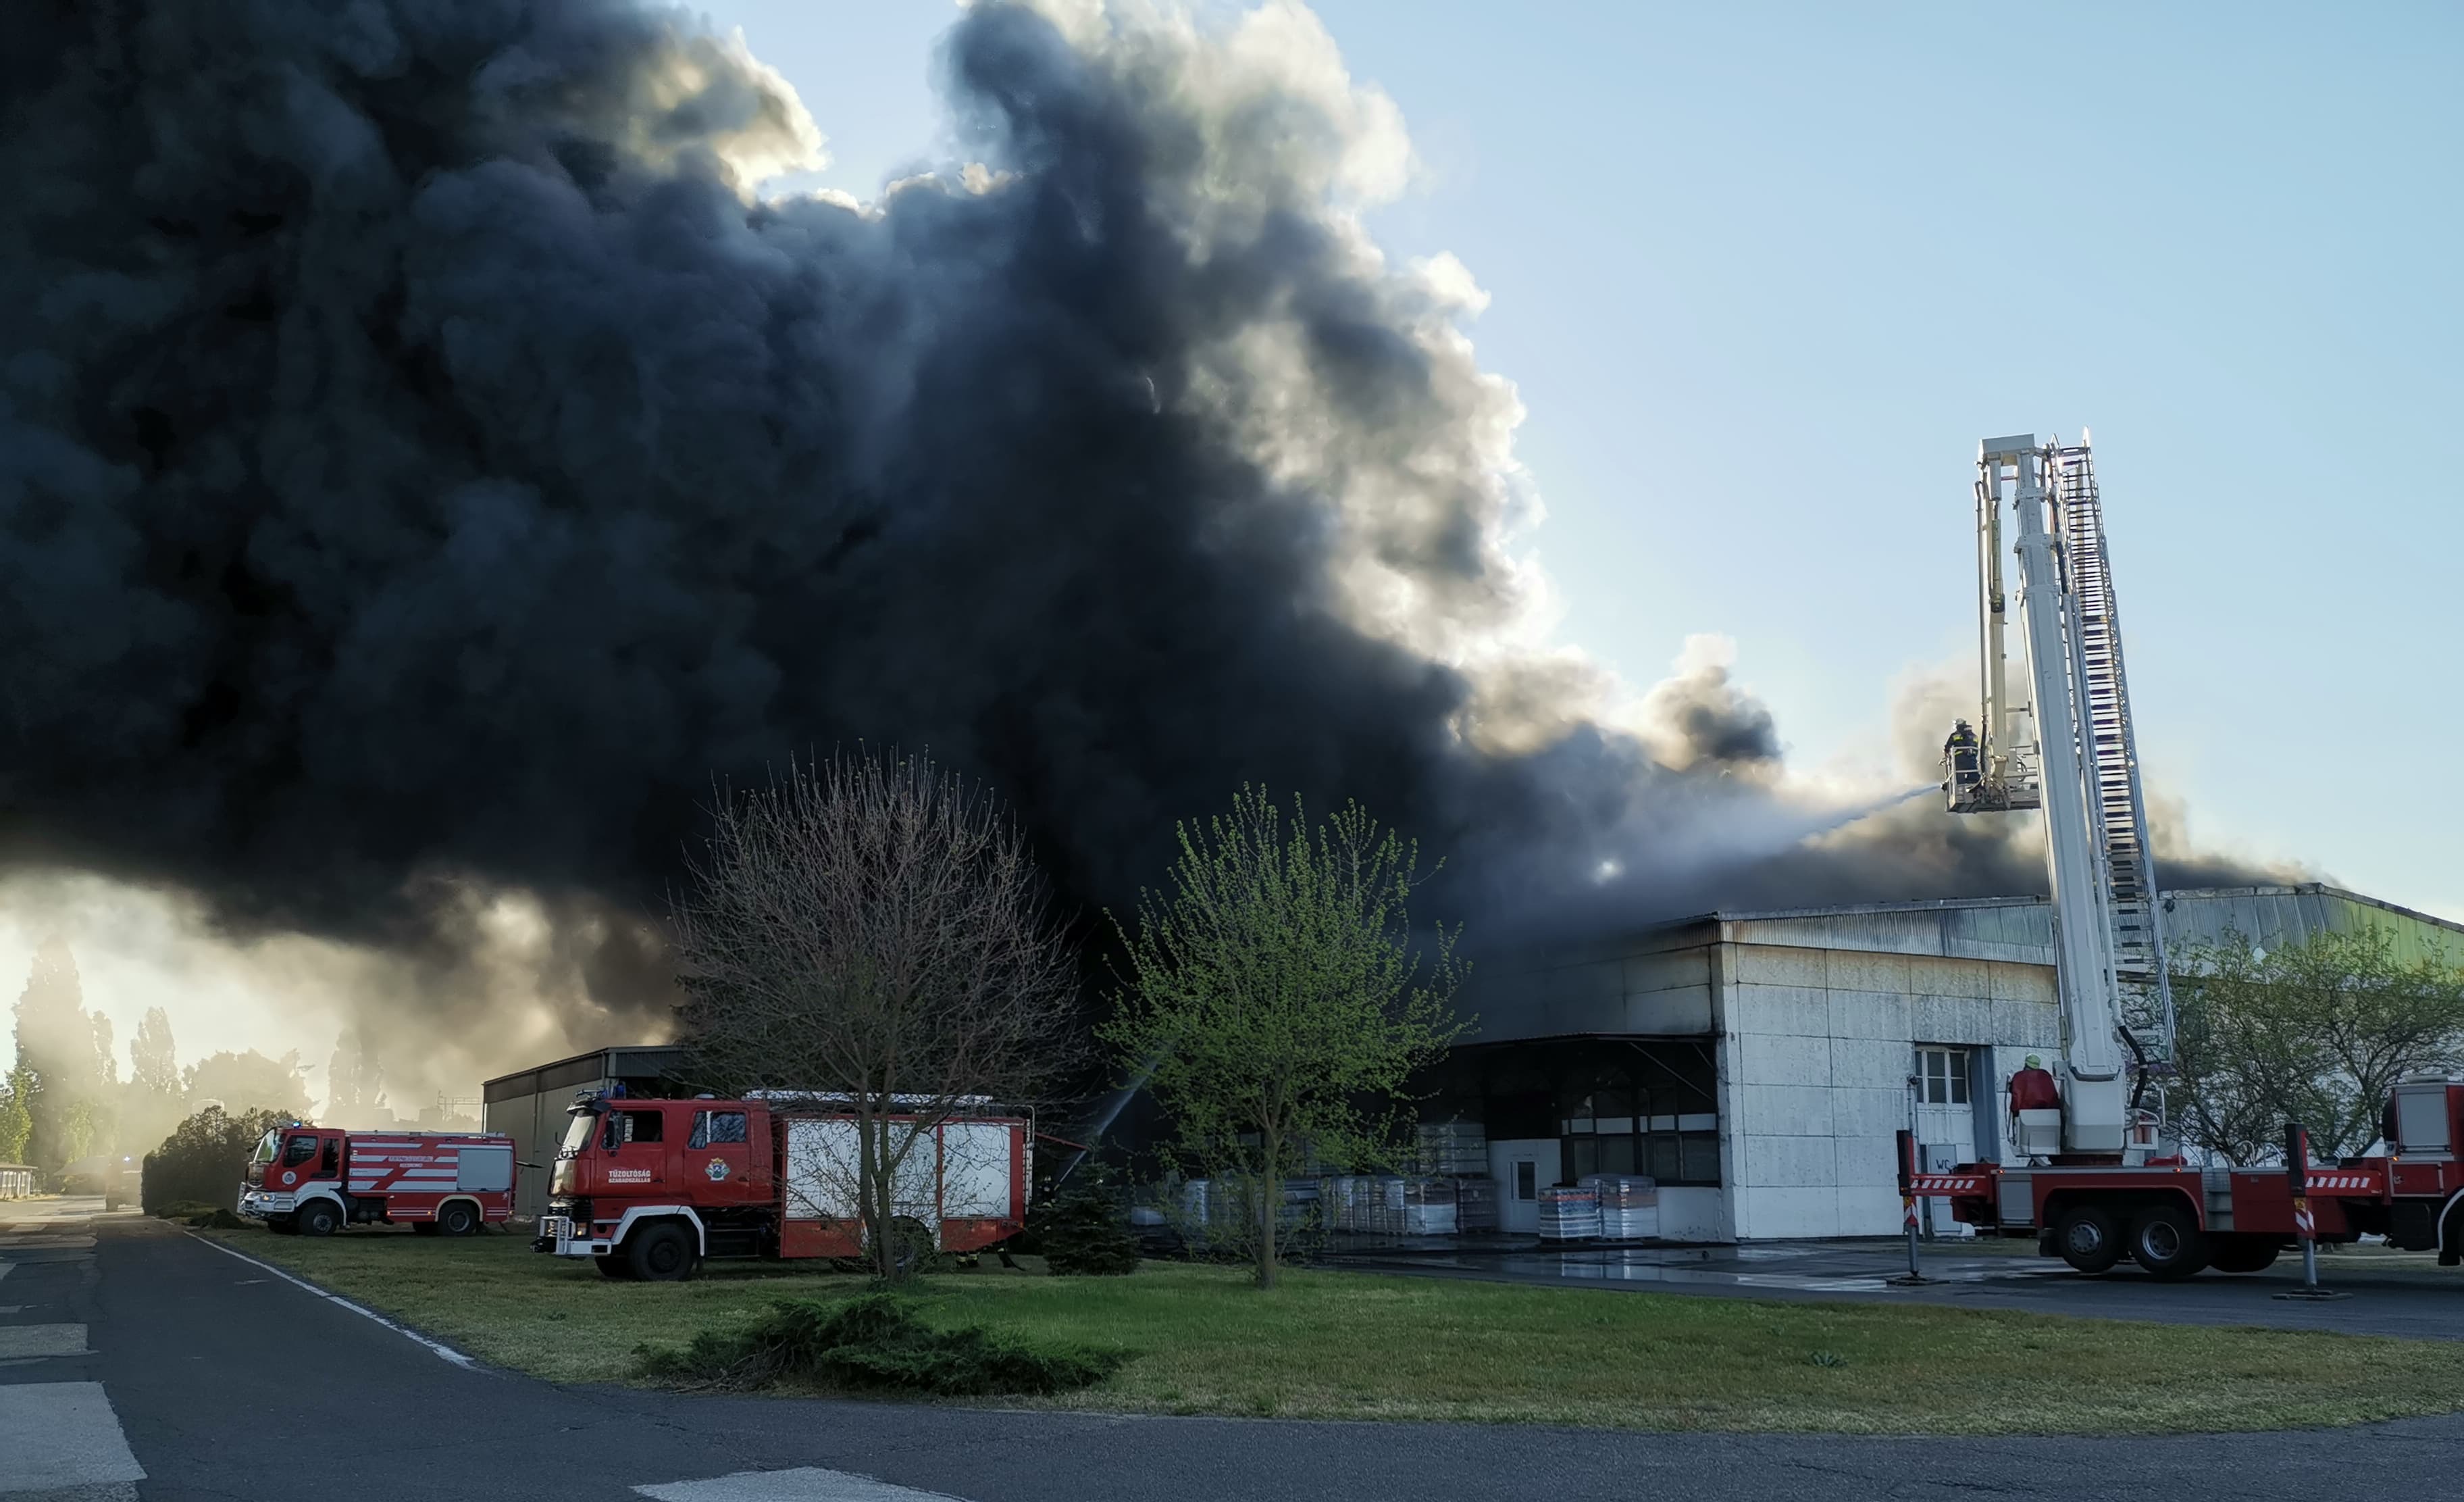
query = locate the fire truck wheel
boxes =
[2207,1236,2281,1274]
[2127,1203,2209,1280]
[627,1222,699,1282]
[436,1201,481,1237]
[296,1200,342,1238]
[2053,1204,2122,1274]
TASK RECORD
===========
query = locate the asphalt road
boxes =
[9,1199,2464,1501]
[1329,1236,2464,1341]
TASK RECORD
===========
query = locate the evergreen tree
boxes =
[129,1008,179,1098]
[182,1050,313,1121]
[14,940,111,1169]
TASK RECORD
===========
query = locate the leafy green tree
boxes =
[141,1105,292,1216]
[2172,926,2464,1162]
[119,1008,186,1160]
[182,1050,313,1121]
[0,1067,32,1166]
[1104,788,1466,1288]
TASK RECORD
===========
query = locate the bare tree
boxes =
[671,749,1081,1279]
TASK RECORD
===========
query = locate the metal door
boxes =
[1914,1048,1978,1236]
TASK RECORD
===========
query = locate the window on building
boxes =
[1918,1047,1970,1106]
[1557,1045,1720,1187]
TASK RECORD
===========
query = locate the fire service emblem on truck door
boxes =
[706,1159,730,1182]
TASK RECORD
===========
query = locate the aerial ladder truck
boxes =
[1915,434,2464,1277]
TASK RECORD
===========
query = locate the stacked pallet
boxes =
[1583,1175,1660,1241]
[1402,1176,1458,1236]
[1537,1183,1600,1242]
[1414,1120,1489,1176]
[1453,1175,1499,1233]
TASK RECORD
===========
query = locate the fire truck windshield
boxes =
[251,1130,280,1164]
[558,1109,598,1157]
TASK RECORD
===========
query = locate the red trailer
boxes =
[237,1124,517,1238]
[1917,1076,2464,1278]
[534,1092,1031,1281]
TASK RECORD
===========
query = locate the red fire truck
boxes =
[1918,1076,2464,1277]
[238,1124,519,1237]
[533,1091,1031,1281]
[1912,438,2461,1279]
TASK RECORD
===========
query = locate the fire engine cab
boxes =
[238,1124,519,1237]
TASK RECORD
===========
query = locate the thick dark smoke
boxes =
[0,0,2270,1057]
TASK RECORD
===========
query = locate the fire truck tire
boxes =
[296,1199,342,1238]
[2053,1204,2123,1274]
[2127,1203,2209,1280]
[436,1201,481,1237]
[2207,1236,2281,1274]
[627,1222,699,1282]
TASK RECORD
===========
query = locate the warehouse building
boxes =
[482,1044,688,1220]
[1436,884,2464,1243]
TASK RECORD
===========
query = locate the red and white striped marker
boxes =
[2292,1197,2315,1241]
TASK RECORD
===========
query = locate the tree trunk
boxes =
[1255,1130,1279,1290]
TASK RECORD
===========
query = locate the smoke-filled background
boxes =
[0,0,2281,1119]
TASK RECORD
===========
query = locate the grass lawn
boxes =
[199,1222,2464,1435]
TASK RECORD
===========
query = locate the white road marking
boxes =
[636,1468,968,1501]
[0,1382,145,1494]
[0,1326,89,1359]
[182,1232,477,1369]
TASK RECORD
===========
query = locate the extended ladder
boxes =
[2047,436,2175,1063]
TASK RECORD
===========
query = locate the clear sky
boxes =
[700,0,2461,919]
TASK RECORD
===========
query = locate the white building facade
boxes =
[1439,884,2463,1243]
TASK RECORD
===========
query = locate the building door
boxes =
[1914,1047,1978,1236]
[1488,1138,1560,1234]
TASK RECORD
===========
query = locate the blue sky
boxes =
[698,0,2463,920]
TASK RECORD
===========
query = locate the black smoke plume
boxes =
[0,0,2267,1056]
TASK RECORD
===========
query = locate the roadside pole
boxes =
[1888,1128,1934,1287]
[2276,1120,2348,1303]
